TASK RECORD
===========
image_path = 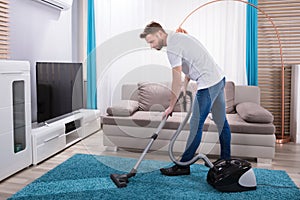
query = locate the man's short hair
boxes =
[140,21,166,38]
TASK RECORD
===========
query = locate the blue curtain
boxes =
[246,0,258,86]
[87,0,97,109]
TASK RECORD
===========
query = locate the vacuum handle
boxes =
[178,91,188,112]
[161,90,189,119]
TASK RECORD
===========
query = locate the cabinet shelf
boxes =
[66,128,81,145]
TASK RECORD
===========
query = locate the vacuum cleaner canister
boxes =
[207,159,257,192]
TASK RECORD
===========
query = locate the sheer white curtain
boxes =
[94,0,247,114]
[148,0,247,83]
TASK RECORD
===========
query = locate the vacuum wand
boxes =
[110,91,216,188]
[110,116,168,188]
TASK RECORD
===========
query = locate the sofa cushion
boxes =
[102,111,275,135]
[225,81,235,113]
[102,111,190,130]
[222,114,275,134]
[106,100,139,116]
[138,82,171,111]
[236,102,274,123]
[202,114,275,135]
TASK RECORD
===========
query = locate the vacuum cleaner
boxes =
[110,91,257,192]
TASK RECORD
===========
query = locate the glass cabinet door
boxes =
[13,80,26,153]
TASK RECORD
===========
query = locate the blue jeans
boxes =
[180,78,231,162]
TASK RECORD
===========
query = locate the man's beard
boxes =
[155,38,164,50]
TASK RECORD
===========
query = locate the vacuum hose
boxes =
[168,91,215,169]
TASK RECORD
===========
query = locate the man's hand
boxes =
[163,106,174,119]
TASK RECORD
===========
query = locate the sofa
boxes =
[102,81,276,163]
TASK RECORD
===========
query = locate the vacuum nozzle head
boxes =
[110,174,128,188]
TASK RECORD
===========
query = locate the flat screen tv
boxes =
[36,62,83,123]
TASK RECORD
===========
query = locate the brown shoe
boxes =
[160,165,190,176]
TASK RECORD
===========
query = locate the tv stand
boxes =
[31,109,101,165]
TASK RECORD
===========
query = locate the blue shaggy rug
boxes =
[9,154,300,200]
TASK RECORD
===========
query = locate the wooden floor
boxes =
[1,130,300,200]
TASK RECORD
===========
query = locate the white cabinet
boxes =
[0,60,32,181]
[32,109,101,165]
[80,109,101,138]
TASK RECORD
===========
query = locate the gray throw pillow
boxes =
[236,102,274,123]
[137,82,171,111]
[106,100,139,116]
[137,82,192,112]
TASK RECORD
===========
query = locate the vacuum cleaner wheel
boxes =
[207,159,257,192]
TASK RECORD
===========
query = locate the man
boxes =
[140,21,231,176]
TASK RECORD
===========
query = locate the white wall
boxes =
[9,0,80,122]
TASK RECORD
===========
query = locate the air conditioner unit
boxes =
[33,0,73,10]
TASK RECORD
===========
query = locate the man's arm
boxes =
[182,75,190,96]
[164,66,182,118]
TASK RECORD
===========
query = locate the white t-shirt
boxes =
[166,31,224,90]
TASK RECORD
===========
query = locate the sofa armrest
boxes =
[106,100,139,116]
